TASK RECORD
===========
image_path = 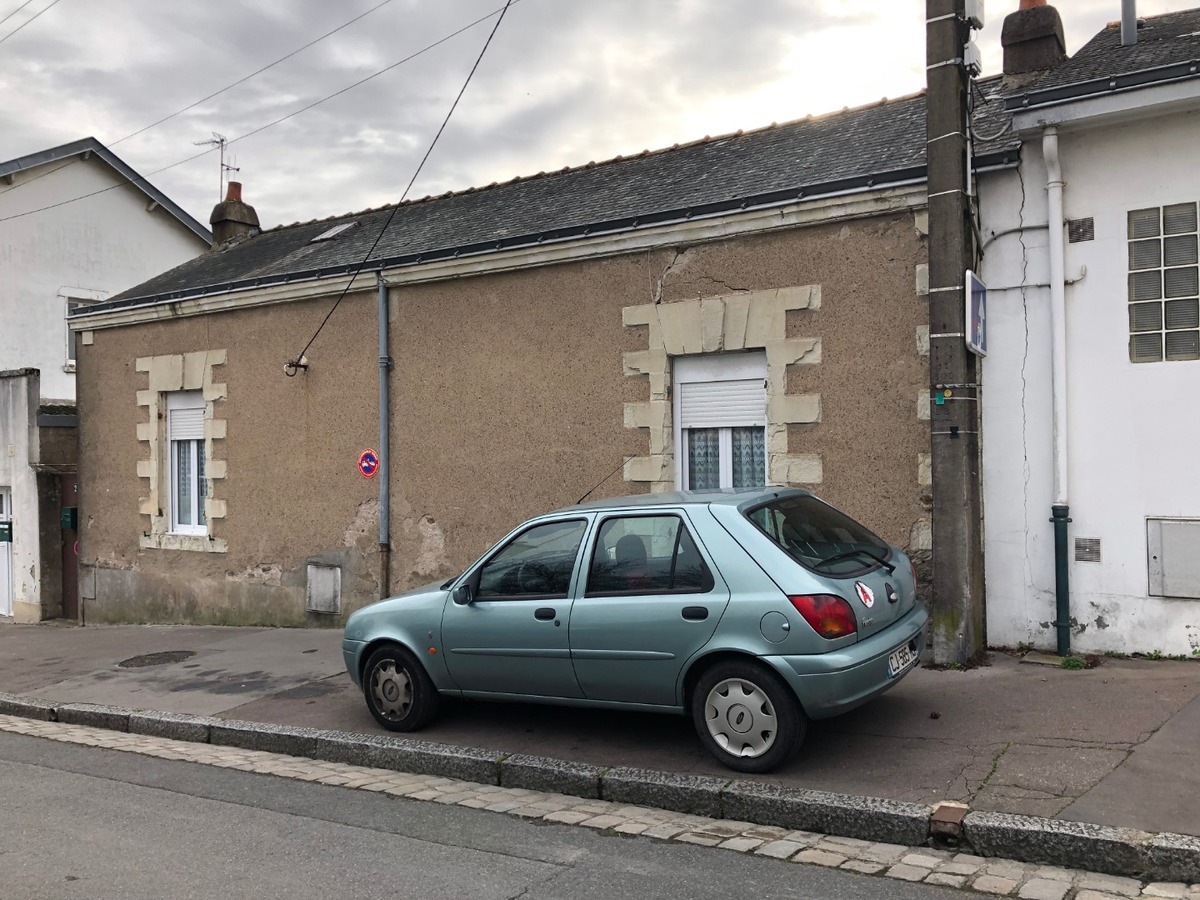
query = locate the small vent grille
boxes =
[1067,217,1095,243]
[1075,538,1102,563]
[306,563,342,614]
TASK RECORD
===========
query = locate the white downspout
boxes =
[1043,127,1068,507]
[1043,125,1072,655]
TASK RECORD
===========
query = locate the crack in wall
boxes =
[651,248,685,305]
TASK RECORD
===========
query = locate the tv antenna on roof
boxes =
[193,132,240,200]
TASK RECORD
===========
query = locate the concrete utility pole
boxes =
[925,0,985,664]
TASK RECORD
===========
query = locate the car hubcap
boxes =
[370,660,413,721]
[705,678,778,758]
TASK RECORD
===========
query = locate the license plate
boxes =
[888,641,918,678]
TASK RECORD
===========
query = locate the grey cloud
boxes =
[0,0,1180,230]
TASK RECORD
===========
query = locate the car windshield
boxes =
[745,495,891,575]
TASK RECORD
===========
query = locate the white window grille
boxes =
[167,392,207,535]
[1128,203,1200,363]
[674,352,767,490]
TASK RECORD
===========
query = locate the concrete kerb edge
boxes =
[963,811,1200,883]
[0,691,58,722]
[7,699,1200,881]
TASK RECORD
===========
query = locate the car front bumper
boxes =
[342,639,366,688]
[763,603,928,720]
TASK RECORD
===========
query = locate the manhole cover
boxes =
[117,650,197,668]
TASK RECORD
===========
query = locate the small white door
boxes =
[0,488,12,618]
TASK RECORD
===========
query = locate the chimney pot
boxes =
[209,181,260,250]
[1019,0,1047,8]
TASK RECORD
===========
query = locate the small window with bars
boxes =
[1128,203,1200,363]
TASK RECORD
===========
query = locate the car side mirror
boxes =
[451,584,473,606]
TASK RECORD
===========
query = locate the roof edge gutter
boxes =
[1004,59,1200,112]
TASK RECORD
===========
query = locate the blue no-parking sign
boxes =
[357,449,380,478]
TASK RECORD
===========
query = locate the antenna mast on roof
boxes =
[192,132,240,200]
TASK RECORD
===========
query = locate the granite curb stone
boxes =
[209,719,322,758]
[964,812,1148,877]
[501,754,605,798]
[3,699,1198,882]
[1148,833,1200,884]
[721,781,930,846]
[601,767,729,818]
[55,702,135,732]
[128,711,218,743]
[393,739,505,785]
[0,691,57,721]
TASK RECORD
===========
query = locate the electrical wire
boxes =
[0,0,62,46]
[288,0,516,370]
[0,0,37,30]
[111,0,395,147]
[0,2,516,226]
[0,0,395,199]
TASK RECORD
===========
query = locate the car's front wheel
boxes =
[362,645,440,732]
[691,660,806,773]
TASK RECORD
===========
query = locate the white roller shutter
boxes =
[679,379,766,429]
[167,392,205,441]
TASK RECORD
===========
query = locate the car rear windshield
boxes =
[745,495,891,574]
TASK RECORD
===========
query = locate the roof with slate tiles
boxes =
[1005,8,1200,110]
[92,86,1017,315]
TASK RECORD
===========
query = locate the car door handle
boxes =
[534,608,556,621]
[681,606,708,621]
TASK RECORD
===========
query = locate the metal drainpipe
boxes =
[1043,126,1071,656]
[377,273,391,599]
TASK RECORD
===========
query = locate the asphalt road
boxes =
[0,731,962,900]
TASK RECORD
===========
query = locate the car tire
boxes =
[362,645,440,732]
[690,660,806,773]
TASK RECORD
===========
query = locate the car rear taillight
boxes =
[789,594,857,639]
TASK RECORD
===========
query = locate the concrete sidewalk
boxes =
[1,622,1197,838]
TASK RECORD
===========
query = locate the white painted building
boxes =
[978,9,1200,656]
[0,138,210,622]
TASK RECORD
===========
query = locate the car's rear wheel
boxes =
[362,645,439,732]
[691,660,806,773]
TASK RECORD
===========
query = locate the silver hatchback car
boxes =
[343,487,927,773]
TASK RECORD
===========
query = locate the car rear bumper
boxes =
[763,603,928,720]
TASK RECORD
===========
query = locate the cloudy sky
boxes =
[0,0,1183,229]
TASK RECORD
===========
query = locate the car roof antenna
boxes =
[575,458,628,505]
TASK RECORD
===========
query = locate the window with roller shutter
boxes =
[167,391,207,535]
[674,352,767,490]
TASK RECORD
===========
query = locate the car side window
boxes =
[477,519,587,600]
[586,515,714,596]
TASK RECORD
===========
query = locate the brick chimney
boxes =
[209,181,260,249]
[1002,0,1066,84]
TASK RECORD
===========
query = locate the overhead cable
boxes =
[0,0,63,46]
[288,0,517,369]
[0,2,516,225]
[111,0,396,147]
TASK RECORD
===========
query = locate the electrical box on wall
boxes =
[1147,518,1200,599]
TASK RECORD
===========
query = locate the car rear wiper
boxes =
[812,548,895,574]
